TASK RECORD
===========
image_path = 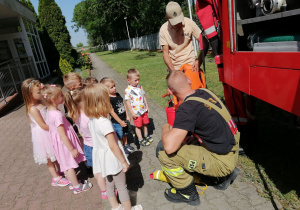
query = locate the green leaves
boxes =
[72,0,186,45]
[59,57,73,75]
[38,0,75,74]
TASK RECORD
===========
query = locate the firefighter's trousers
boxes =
[158,132,240,189]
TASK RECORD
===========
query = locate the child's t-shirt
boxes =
[75,112,93,147]
[124,85,147,116]
[110,93,126,124]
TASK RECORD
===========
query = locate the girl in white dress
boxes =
[82,84,142,210]
[21,78,69,187]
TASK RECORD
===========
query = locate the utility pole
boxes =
[124,17,132,51]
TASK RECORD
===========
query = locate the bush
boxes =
[89,45,107,53]
[76,52,92,70]
[77,42,84,48]
[59,57,73,75]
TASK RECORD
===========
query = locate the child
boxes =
[125,69,153,146]
[64,86,107,199]
[63,72,82,90]
[63,72,92,177]
[21,78,69,187]
[84,76,99,85]
[41,84,92,194]
[62,72,82,124]
[82,84,142,210]
[100,77,134,154]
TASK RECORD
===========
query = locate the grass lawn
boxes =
[95,50,300,209]
[95,50,223,108]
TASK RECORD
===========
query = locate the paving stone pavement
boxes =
[0,53,276,210]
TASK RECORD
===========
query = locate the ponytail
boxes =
[64,90,80,121]
[64,86,85,121]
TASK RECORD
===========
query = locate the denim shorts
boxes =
[113,123,128,140]
[83,144,93,167]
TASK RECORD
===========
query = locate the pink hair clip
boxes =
[50,84,56,87]
[43,93,48,99]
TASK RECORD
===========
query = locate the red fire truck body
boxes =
[216,0,300,117]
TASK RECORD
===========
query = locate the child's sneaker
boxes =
[139,139,150,146]
[145,136,154,143]
[73,180,92,194]
[51,176,69,187]
[123,146,131,155]
[125,144,135,152]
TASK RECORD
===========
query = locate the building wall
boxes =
[0,0,50,79]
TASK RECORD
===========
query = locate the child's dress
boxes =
[75,113,93,147]
[89,117,129,177]
[47,110,86,172]
[29,106,56,164]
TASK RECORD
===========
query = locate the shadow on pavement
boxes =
[126,151,144,206]
[148,118,155,136]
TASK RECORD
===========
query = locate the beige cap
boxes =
[166,1,184,26]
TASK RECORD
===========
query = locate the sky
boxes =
[31,0,88,47]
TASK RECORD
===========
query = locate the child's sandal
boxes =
[139,139,150,146]
[73,180,92,194]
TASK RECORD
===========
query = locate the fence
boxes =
[106,33,201,51]
[0,56,37,105]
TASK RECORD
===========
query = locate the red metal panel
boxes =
[221,0,300,116]
[227,52,300,94]
[250,66,300,116]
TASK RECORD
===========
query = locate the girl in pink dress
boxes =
[41,84,92,194]
[64,86,107,199]
[21,78,69,187]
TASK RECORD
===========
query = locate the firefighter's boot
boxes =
[164,181,200,206]
[214,167,240,190]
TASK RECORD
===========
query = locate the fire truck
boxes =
[197,0,300,125]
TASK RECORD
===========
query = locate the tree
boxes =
[72,0,186,45]
[38,0,76,74]
[76,42,84,48]
[19,0,34,11]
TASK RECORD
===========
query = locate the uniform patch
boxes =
[188,160,197,170]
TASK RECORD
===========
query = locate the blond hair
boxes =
[64,86,85,121]
[84,77,98,85]
[82,84,111,118]
[63,72,82,90]
[100,77,114,85]
[21,78,41,116]
[127,68,140,79]
[40,84,62,107]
